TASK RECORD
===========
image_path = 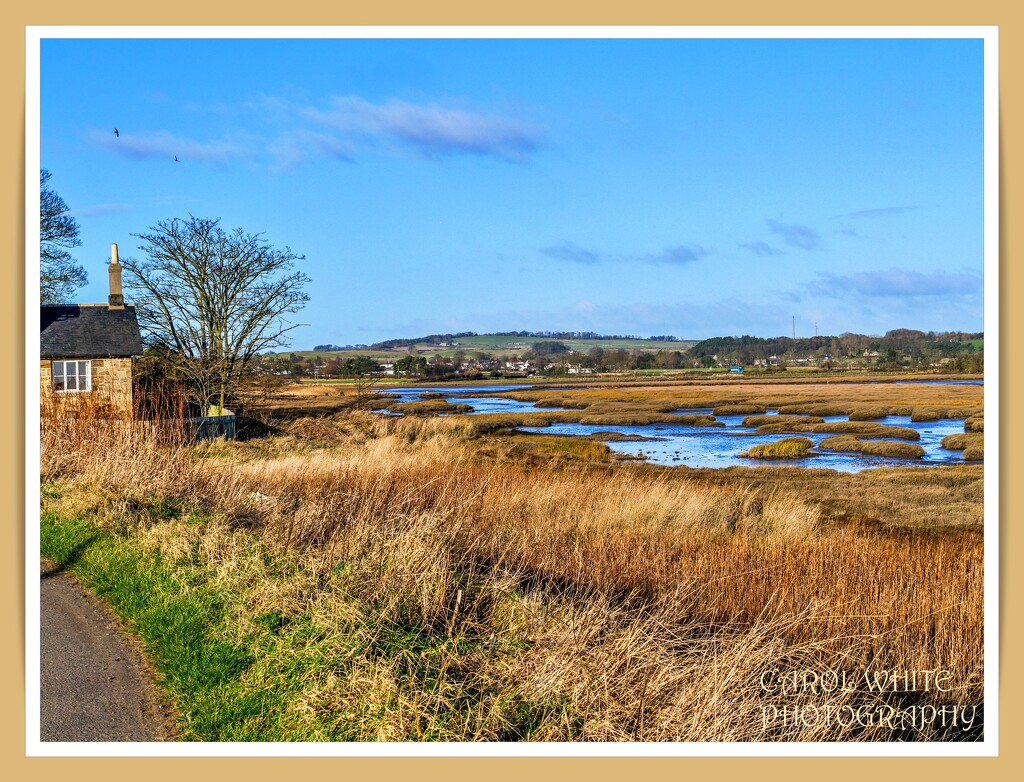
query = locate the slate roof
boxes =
[40,305,144,359]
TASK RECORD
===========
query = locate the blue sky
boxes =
[38,35,985,347]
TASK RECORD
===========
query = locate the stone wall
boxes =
[40,357,134,417]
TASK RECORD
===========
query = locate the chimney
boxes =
[108,243,125,308]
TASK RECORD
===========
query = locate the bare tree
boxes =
[40,169,86,303]
[122,216,310,412]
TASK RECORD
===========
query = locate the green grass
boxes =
[39,508,584,741]
[739,437,814,459]
[504,433,613,461]
[41,513,268,740]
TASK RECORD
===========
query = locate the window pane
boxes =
[49,360,91,392]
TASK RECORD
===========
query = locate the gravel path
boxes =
[39,560,174,742]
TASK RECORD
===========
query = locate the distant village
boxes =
[256,329,984,381]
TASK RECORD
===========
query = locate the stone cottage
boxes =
[40,244,143,416]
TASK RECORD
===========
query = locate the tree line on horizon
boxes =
[271,327,983,381]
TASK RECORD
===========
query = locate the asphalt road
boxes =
[39,560,173,742]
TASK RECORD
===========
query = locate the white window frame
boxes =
[50,359,92,393]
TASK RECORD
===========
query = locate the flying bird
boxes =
[114,127,119,137]
[174,155,181,163]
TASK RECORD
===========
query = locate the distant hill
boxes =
[291,332,697,356]
[368,331,693,352]
[285,329,981,367]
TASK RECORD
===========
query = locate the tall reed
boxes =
[40,407,984,740]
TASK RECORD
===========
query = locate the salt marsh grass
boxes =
[740,437,815,459]
[38,383,984,741]
[941,433,984,461]
[500,377,982,427]
[819,435,926,459]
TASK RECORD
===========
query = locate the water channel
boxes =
[378,382,982,473]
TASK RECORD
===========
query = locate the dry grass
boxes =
[388,400,474,415]
[756,421,921,440]
[488,432,613,463]
[687,463,983,533]
[713,404,767,415]
[847,406,892,421]
[819,435,926,460]
[942,433,984,462]
[39,397,984,741]
[498,378,983,426]
[669,414,723,427]
[742,415,825,427]
[964,416,985,433]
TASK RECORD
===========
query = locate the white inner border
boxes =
[25,24,1000,758]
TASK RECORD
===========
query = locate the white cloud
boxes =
[539,242,709,266]
[809,269,982,298]
[767,219,821,250]
[302,96,543,161]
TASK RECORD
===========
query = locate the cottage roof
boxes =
[40,305,144,359]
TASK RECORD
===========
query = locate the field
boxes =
[39,375,985,742]
[273,333,697,361]
[443,334,697,352]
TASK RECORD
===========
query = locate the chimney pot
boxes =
[108,242,124,308]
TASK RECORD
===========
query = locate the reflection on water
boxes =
[520,416,969,473]
[379,382,981,473]
[379,385,563,414]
